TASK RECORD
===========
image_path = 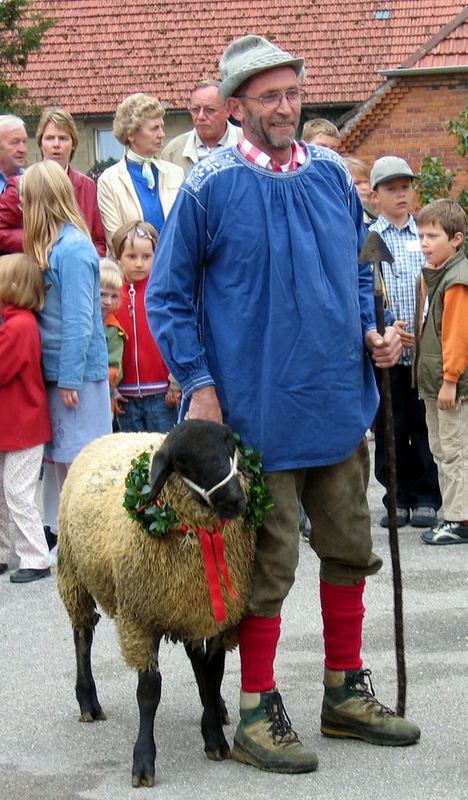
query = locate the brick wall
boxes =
[341,74,468,198]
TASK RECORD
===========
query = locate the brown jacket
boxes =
[415,249,468,399]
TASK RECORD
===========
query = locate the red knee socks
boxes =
[238,614,281,692]
[238,582,365,689]
[320,579,365,671]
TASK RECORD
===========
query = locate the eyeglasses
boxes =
[238,90,303,109]
[189,105,224,117]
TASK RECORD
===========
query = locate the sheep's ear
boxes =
[149,448,173,500]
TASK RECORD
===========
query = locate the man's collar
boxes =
[374,213,417,234]
[238,136,307,171]
[0,166,23,192]
[194,124,230,150]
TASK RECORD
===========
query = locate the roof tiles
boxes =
[410,17,468,68]
[12,1,468,114]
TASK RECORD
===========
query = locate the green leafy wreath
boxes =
[123,434,273,536]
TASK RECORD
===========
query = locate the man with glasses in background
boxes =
[147,35,420,775]
[162,79,241,174]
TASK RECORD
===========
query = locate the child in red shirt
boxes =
[0,254,52,583]
[112,221,179,432]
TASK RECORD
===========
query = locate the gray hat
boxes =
[370,156,415,189]
[218,35,305,101]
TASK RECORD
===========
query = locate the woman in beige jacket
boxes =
[97,93,184,254]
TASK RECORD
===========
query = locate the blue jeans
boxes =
[374,364,441,510]
[117,394,177,433]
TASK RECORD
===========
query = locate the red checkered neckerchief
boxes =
[238,136,307,172]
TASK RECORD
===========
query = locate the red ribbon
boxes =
[196,526,241,623]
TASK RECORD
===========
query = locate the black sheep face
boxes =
[149,420,247,520]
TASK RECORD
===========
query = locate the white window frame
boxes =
[94,129,124,162]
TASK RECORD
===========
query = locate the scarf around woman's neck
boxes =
[125,147,160,189]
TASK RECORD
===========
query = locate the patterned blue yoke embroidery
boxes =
[184,143,353,194]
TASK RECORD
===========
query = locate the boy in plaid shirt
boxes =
[369,156,441,529]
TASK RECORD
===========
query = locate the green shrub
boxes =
[414,156,453,206]
[87,157,117,182]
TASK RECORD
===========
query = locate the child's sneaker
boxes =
[421,520,468,545]
[380,507,409,528]
[410,506,437,528]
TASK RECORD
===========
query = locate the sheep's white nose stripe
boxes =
[181,451,238,508]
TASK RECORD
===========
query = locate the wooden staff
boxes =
[359,231,406,716]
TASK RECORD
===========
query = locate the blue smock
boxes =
[146,145,379,471]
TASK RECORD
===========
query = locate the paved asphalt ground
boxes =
[1,442,467,800]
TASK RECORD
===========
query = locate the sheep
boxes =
[57,420,259,788]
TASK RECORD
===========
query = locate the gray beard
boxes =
[244,108,297,152]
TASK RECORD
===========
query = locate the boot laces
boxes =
[347,669,396,717]
[264,691,300,745]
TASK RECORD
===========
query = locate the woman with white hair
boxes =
[97,93,184,253]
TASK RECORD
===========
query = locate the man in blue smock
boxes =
[146,35,420,774]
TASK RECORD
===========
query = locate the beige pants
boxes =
[0,445,50,570]
[424,398,468,521]
[248,439,383,617]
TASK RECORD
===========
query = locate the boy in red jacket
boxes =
[112,221,178,432]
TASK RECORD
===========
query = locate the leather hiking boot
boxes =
[320,669,420,747]
[232,690,318,773]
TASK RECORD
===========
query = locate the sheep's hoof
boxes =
[206,744,231,761]
[132,772,155,788]
[132,741,156,787]
[79,707,107,722]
